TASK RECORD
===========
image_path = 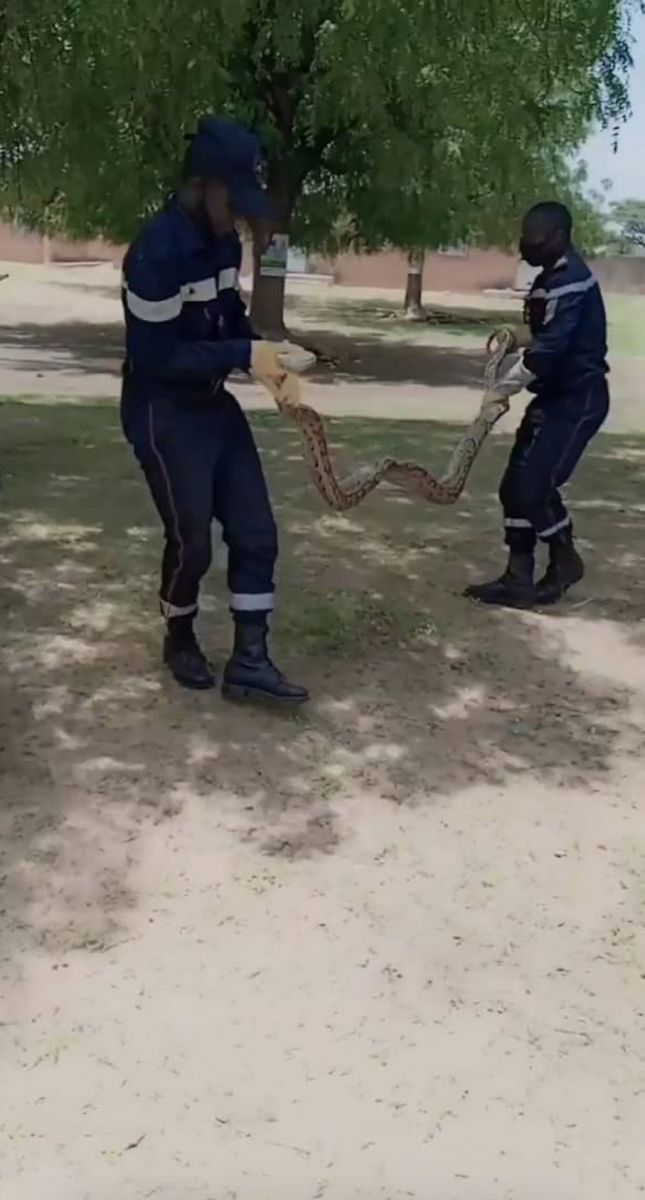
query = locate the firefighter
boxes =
[466,201,609,608]
[121,115,308,702]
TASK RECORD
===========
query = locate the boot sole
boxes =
[464,590,538,611]
[535,580,581,606]
[170,674,216,690]
[222,682,309,705]
[470,597,538,611]
[164,663,216,691]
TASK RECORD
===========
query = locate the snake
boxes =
[255,331,513,512]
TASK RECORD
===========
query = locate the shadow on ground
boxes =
[0,316,486,389]
[1,398,644,959]
[0,322,123,379]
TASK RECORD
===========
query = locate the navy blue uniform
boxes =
[121,200,277,621]
[495,249,609,548]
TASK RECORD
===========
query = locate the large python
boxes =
[255,331,513,512]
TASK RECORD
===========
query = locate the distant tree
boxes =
[560,163,613,257]
[611,198,645,250]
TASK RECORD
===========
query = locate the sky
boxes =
[582,8,645,200]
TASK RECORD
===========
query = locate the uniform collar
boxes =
[167,195,213,252]
[537,252,570,289]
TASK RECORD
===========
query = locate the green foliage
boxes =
[610,197,645,250]
[316,2,643,256]
[0,0,642,260]
[549,161,613,257]
[0,0,244,240]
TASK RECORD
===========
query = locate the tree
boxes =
[328,7,641,316]
[611,198,645,251]
[243,0,642,325]
[403,249,427,321]
[0,0,642,333]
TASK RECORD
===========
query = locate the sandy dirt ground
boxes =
[1,264,645,1199]
[0,261,642,431]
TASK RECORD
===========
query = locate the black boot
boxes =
[535,527,584,605]
[464,550,537,609]
[222,616,309,704]
[163,615,215,690]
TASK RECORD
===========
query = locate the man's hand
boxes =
[250,340,316,382]
[486,325,531,356]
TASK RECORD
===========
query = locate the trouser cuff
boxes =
[229,591,274,614]
[504,518,536,553]
[159,598,198,620]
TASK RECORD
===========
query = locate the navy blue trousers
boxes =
[122,389,277,619]
[500,380,609,550]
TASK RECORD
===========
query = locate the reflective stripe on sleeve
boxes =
[182,277,217,302]
[217,268,239,292]
[125,288,183,323]
[544,298,558,325]
[531,275,597,301]
[124,275,217,322]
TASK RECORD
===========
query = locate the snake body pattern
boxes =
[256,331,513,512]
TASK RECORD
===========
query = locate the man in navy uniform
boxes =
[121,116,308,702]
[466,201,609,609]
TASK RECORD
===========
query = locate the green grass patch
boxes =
[289,287,645,359]
[605,294,645,358]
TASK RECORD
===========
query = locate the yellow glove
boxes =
[250,340,316,383]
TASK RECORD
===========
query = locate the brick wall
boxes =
[310,248,518,292]
[311,247,645,295]
[2,221,645,294]
[0,223,44,264]
[0,221,124,265]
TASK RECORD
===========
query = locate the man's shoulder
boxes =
[553,248,592,280]
[537,251,597,299]
[126,203,196,269]
[126,206,174,252]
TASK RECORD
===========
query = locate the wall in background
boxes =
[3,223,645,294]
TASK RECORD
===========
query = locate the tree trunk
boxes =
[249,156,324,352]
[250,159,296,339]
[403,249,426,321]
[250,222,290,339]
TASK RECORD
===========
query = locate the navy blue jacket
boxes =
[523,248,608,395]
[122,199,255,404]
[496,248,609,401]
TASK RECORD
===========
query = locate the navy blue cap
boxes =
[185,116,269,219]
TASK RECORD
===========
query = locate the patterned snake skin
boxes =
[256,331,513,511]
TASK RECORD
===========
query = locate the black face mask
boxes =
[519,231,566,270]
[519,236,549,268]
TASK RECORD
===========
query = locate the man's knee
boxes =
[501,473,553,539]
[499,468,518,510]
[511,475,545,522]
[179,531,212,581]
